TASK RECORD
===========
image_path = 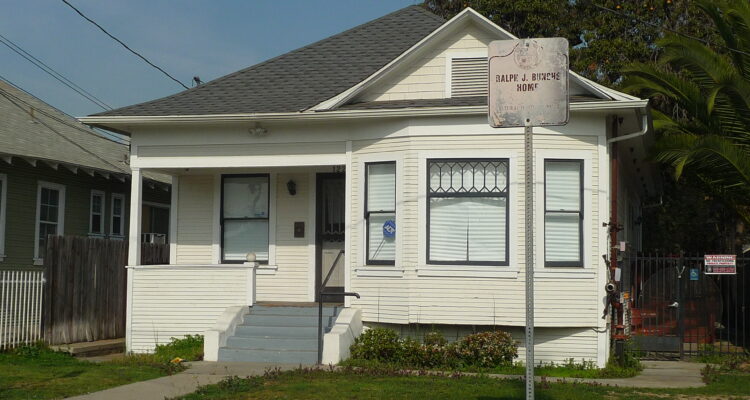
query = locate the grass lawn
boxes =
[178,368,750,400]
[339,358,641,379]
[0,347,166,400]
[0,335,204,400]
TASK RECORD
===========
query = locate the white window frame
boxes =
[34,181,66,265]
[416,149,518,278]
[534,149,594,278]
[0,173,7,262]
[444,50,488,98]
[355,154,404,277]
[110,193,125,237]
[89,190,105,236]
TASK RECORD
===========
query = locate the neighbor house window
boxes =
[0,174,6,261]
[221,175,269,263]
[110,193,125,237]
[35,182,65,261]
[365,162,396,265]
[427,159,508,265]
[89,190,105,235]
[544,160,583,267]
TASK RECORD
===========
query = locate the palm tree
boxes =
[623,0,750,221]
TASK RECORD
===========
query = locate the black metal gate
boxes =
[625,254,748,357]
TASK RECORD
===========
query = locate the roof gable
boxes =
[93,6,444,117]
[319,8,638,111]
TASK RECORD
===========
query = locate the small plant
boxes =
[350,328,403,362]
[453,331,518,368]
[153,334,204,362]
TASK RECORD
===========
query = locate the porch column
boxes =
[128,168,143,266]
[169,175,178,264]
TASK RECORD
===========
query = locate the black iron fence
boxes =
[624,253,748,357]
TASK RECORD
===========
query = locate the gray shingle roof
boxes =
[0,79,170,183]
[0,79,130,174]
[93,6,444,117]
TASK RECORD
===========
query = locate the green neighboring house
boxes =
[0,79,170,268]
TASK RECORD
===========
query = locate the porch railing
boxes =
[0,268,44,349]
[317,250,359,364]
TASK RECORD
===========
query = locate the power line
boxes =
[61,0,190,90]
[0,33,113,110]
[0,74,128,143]
[593,4,750,58]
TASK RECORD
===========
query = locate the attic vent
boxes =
[450,57,488,97]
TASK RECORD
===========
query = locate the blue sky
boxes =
[1,1,416,118]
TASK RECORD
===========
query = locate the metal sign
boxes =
[704,254,736,275]
[488,38,569,127]
[690,268,700,281]
[382,220,396,238]
[489,38,570,400]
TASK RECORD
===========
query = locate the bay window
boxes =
[427,159,508,265]
[221,174,269,263]
[544,160,583,267]
[365,162,396,264]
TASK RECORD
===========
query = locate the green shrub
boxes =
[154,334,204,362]
[453,331,518,368]
[350,328,402,362]
[349,328,518,369]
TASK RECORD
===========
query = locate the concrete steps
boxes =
[217,304,340,364]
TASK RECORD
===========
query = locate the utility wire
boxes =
[61,0,190,90]
[0,88,128,173]
[593,4,750,58]
[0,74,128,143]
[0,33,113,110]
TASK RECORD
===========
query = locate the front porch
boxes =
[125,162,358,362]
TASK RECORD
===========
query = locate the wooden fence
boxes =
[42,236,168,345]
[0,268,44,349]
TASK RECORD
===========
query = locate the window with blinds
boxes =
[450,57,488,97]
[365,162,396,264]
[544,160,584,267]
[427,159,508,265]
[222,174,270,263]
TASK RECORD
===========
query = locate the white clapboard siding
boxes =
[357,25,492,102]
[255,172,311,301]
[350,133,603,329]
[128,265,251,353]
[176,175,214,264]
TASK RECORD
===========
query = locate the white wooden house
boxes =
[81,6,655,366]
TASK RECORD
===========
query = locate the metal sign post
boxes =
[488,38,569,400]
[523,120,535,399]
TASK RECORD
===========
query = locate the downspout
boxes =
[606,110,649,354]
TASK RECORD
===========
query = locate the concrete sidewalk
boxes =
[66,360,704,399]
[66,362,301,400]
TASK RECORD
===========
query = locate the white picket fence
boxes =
[0,269,45,349]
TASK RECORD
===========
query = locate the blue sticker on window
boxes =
[690,268,699,281]
[383,219,396,238]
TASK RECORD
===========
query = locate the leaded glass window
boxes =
[427,159,509,265]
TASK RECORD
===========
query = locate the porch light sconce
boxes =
[248,122,268,137]
[287,179,297,196]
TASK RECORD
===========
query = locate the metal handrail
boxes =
[317,249,360,364]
